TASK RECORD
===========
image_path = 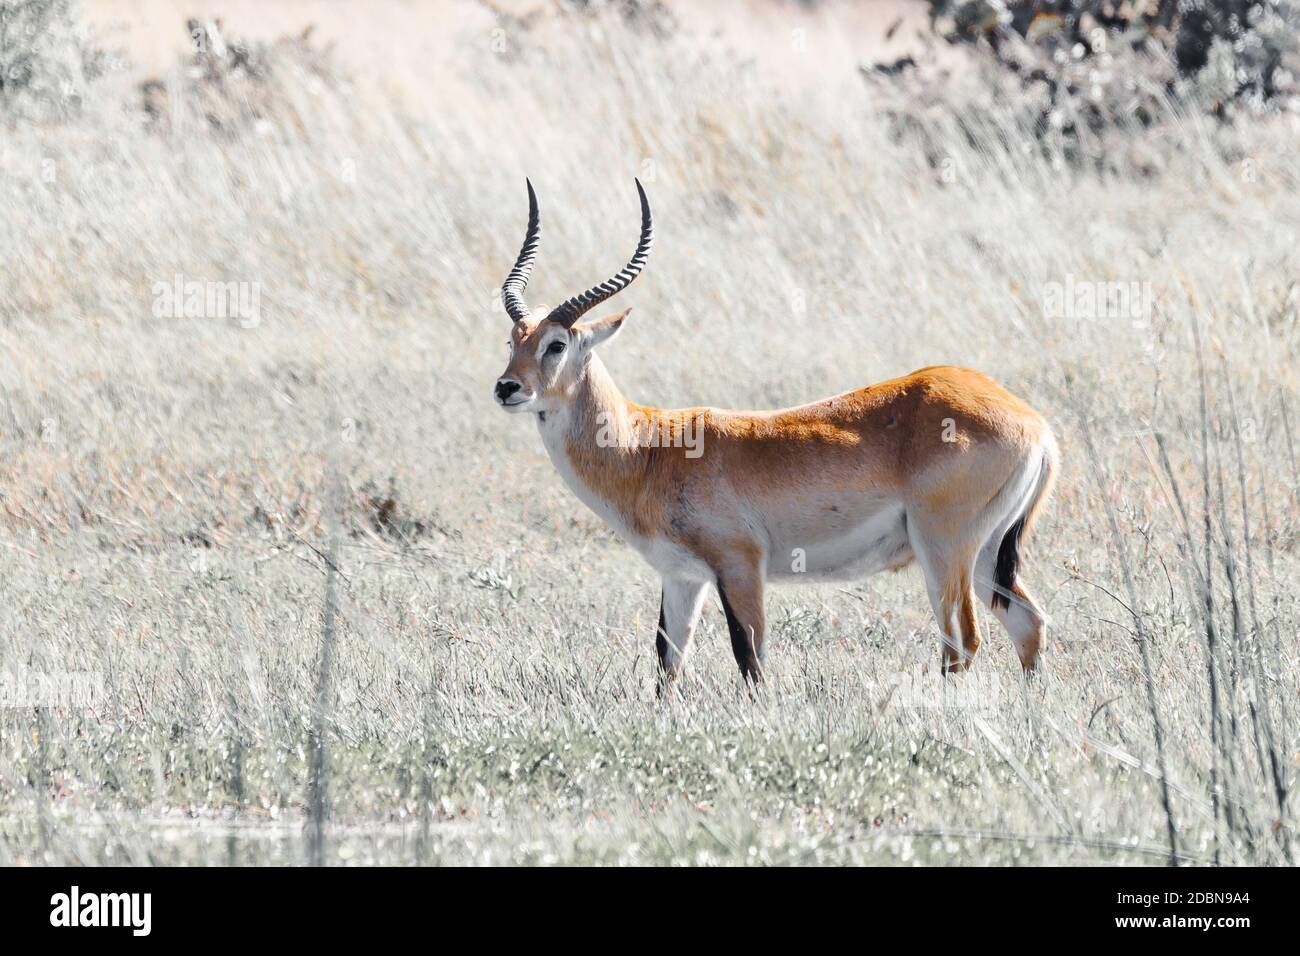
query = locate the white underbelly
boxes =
[766,502,912,582]
[539,417,910,585]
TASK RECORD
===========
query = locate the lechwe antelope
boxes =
[494,180,1058,686]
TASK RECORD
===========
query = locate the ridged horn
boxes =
[501,178,540,323]
[549,179,653,328]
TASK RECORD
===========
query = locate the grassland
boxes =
[0,0,1295,865]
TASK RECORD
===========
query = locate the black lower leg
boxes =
[655,595,670,672]
[718,585,762,683]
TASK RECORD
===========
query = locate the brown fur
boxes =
[501,315,1055,676]
[558,364,1049,541]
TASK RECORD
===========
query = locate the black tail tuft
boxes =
[992,516,1024,611]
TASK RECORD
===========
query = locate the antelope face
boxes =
[492,177,652,414]
[495,310,630,413]
[495,317,574,413]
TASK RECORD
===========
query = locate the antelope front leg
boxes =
[715,560,766,685]
[655,577,709,695]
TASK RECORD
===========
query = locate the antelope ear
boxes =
[575,308,630,349]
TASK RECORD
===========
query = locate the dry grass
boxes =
[0,0,1296,865]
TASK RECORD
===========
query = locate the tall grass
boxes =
[0,1,1295,864]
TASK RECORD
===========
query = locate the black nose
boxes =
[495,379,522,402]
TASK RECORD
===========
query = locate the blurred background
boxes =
[0,1,1296,865]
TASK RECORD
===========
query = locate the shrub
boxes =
[0,0,110,123]
[139,18,348,139]
[927,1,1300,117]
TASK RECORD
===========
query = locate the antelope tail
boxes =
[992,438,1058,611]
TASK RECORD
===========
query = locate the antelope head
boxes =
[494,179,653,414]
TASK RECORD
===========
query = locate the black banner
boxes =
[0,866,1281,940]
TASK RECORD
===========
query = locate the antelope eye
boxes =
[546,341,566,355]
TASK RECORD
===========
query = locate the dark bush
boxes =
[928,1,1299,115]
[0,0,111,123]
[139,19,347,138]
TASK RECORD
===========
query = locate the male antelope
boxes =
[494,180,1058,685]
